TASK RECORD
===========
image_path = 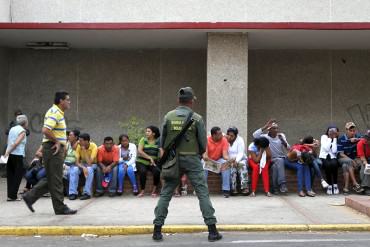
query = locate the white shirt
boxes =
[228,135,246,163]
[319,135,337,159]
[118,143,137,171]
[253,128,290,159]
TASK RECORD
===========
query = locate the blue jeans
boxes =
[117,162,138,192]
[24,167,46,187]
[204,158,231,192]
[69,164,97,196]
[310,158,323,184]
[284,159,312,191]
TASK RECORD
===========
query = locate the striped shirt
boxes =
[136,137,160,166]
[42,104,67,145]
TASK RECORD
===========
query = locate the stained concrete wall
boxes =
[8,49,206,158]
[8,0,370,23]
[7,48,370,159]
[248,50,370,145]
[0,0,10,22]
[207,33,248,141]
[0,48,9,150]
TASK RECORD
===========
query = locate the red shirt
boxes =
[207,136,229,161]
[97,145,119,165]
[357,138,370,158]
[290,144,312,153]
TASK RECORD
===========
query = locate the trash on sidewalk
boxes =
[81,233,98,239]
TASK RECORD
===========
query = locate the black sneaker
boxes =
[152,225,163,241]
[69,194,77,200]
[223,190,230,198]
[279,183,288,193]
[80,194,91,200]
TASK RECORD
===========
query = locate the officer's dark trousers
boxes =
[154,155,217,226]
[25,142,66,214]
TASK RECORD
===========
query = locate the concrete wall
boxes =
[0,0,10,22]
[207,33,248,141]
[248,50,370,145]
[8,49,206,159]
[0,48,9,150]
[8,0,370,23]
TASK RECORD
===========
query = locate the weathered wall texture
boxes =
[0,48,9,149]
[8,0,370,23]
[248,50,370,145]
[8,49,206,158]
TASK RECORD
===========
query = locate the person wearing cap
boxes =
[319,126,340,195]
[22,92,77,215]
[253,119,290,194]
[356,130,370,195]
[337,122,364,194]
[4,114,28,201]
[152,87,222,242]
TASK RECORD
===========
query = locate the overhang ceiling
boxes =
[1,29,370,49]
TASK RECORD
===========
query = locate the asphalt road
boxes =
[1,232,370,247]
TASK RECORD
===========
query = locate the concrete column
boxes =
[207,33,248,142]
[0,0,10,22]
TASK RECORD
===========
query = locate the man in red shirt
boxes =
[356,130,370,195]
[203,126,231,197]
[96,136,119,197]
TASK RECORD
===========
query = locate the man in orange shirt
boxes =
[96,136,119,197]
[203,126,231,197]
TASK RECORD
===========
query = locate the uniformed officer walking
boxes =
[152,87,222,242]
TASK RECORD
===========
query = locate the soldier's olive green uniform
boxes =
[153,105,217,226]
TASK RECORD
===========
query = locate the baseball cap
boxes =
[345,122,356,129]
[178,87,197,100]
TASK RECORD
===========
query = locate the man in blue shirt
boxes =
[337,122,364,194]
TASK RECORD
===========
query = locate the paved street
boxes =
[1,232,370,247]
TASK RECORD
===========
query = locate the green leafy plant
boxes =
[118,116,145,145]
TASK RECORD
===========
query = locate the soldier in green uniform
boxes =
[152,87,222,242]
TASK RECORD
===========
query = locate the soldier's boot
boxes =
[208,224,222,242]
[152,225,163,241]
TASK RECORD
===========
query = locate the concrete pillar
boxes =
[0,0,10,22]
[207,33,248,142]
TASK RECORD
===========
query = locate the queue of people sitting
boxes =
[5,116,370,202]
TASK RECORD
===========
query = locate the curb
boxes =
[0,224,370,236]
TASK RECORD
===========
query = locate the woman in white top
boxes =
[226,127,249,195]
[117,134,138,195]
[319,126,340,195]
[4,115,28,201]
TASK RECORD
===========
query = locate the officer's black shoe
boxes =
[55,206,77,215]
[152,225,163,241]
[208,224,222,242]
[21,194,35,213]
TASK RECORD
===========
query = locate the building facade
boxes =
[1,0,370,157]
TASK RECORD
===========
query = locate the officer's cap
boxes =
[178,87,197,100]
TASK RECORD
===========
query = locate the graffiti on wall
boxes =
[29,112,83,134]
[347,104,370,133]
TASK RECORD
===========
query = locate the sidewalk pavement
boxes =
[0,178,369,235]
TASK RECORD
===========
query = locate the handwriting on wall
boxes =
[29,112,83,133]
[347,104,370,133]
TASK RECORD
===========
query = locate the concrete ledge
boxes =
[345,195,370,217]
[0,224,370,236]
